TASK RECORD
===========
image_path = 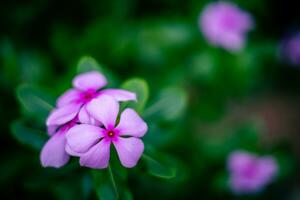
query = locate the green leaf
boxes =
[77,56,119,87]
[122,188,133,200]
[77,56,102,73]
[91,166,119,200]
[142,150,176,179]
[10,120,47,150]
[121,78,149,113]
[0,39,18,86]
[16,84,55,122]
[143,87,187,121]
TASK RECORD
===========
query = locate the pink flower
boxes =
[199,2,254,52]
[227,150,278,194]
[40,116,78,168]
[65,95,148,168]
[280,33,300,65]
[46,71,136,126]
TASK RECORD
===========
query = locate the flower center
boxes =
[107,130,115,138]
[82,90,96,102]
[84,92,94,100]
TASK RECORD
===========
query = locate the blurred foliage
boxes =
[1,0,300,199]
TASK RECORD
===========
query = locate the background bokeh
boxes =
[1,0,300,199]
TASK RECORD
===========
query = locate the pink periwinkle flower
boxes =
[199,2,254,52]
[46,71,136,127]
[227,150,278,194]
[40,116,78,168]
[65,95,148,168]
[280,33,300,66]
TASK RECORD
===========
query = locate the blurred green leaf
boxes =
[144,87,187,121]
[212,172,229,193]
[122,188,133,200]
[275,153,294,180]
[91,166,119,200]
[135,21,194,67]
[121,78,149,113]
[10,120,47,150]
[16,84,55,122]
[19,51,52,84]
[188,53,218,85]
[0,39,18,86]
[77,56,119,87]
[201,123,261,161]
[77,56,102,73]
[142,148,177,179]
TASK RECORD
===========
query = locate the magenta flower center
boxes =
[107,130,115,137]
[81,90,97,103]
[242,160,258,179]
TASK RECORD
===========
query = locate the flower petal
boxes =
[113,137,144,168]
[78,105,92,124]
[40,131,69,168]
[72,71,107,91]
[46,103,81,126]
[80,140,111,169]
[257,157,278,183]
[87,95,119,129]
[116,108,148,137]
[78,105,102,126]
[57,89,81,107]
[47,125,58,136]
[101,89,137,102]
[66,124,105,153]
[227,150,254,173]
[65,143,83,157]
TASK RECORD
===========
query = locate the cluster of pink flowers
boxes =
[40,71,148,168]
[227,150,278,194]
[199,2,254,52]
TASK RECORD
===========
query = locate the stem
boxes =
[108,165,119,199]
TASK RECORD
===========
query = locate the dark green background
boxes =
[1,0,299,199]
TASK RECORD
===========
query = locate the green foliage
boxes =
[16,84,55,123]
[2,0,298,199]
[142,154,176,179]
[77,56,103,73]
[92,166,119,200]
[144,87,187,121]
[121,78,149,113]
[10,119,47,150]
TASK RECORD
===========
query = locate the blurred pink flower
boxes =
[227,150,278,194]
[40,116,78,168]
[199,2,254,52]
[46,71,136,126]
[280,33,300,65]
[66,95,148,169]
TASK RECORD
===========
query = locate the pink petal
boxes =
[40,131,69,168]
[257,157,278,183]
[87,95,119,129]
[57,89,81,107]
[228,150,254,173]
[101,89,137,102]
[47,125,58,136]
[221,32,244,51]
[46,103,81,126]
[113,137,144,168]
[80,140,111,169]
[78,105,102,126]
[65,143,83,157]
[116,108,148,137]
[72,71,107,91]
[66,124,105,153]
[78,105,92,124]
